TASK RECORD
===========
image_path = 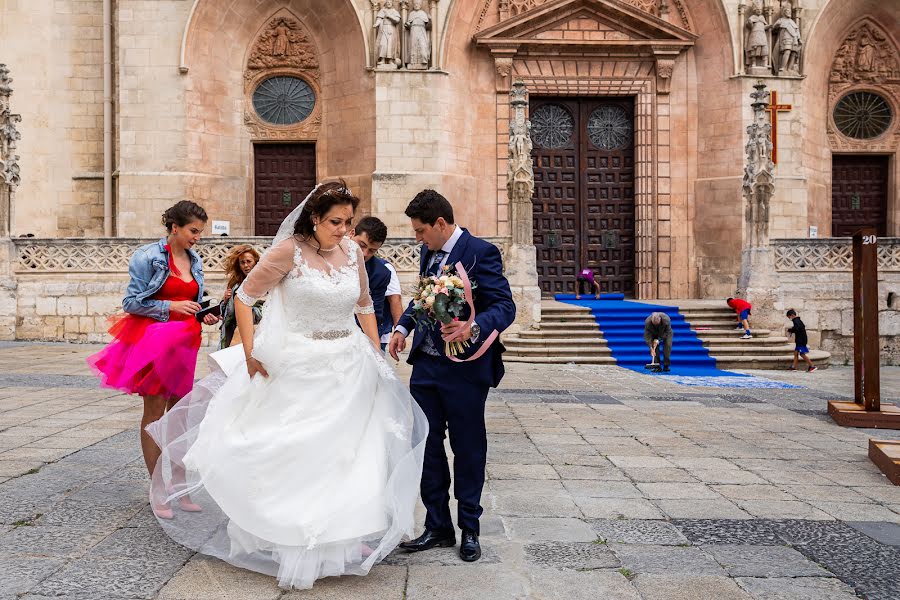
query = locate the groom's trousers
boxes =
[410,354,489,535]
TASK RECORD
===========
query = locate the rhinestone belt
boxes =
[310,329,351,341]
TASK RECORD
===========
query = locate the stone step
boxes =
[538,322,601,331]
[694,328,775,338]
[503,345,613,357]
[706,344,796,355]
[517,329,607,339]
[702,336,790,345]
[503,337,609,348]
[504,355,618,364]
[713,350,830,370]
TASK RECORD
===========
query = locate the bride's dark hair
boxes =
[293,180,360,237]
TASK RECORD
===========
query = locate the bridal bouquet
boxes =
[411,265,476,356]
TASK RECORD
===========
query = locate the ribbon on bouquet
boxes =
[442,261,499,363]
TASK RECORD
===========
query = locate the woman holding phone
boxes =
[87,200,220,516]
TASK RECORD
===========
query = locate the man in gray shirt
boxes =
[643,312,672,372]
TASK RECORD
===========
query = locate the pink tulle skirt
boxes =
[88,313,202,399]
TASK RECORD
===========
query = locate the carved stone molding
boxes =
[827,19,899,152]
[654,58,675,94]
[476,0,692,33]
[494,55,515,91]
[743,81,775,250]
[243,12,322,141]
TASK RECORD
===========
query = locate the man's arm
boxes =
[468,244,516,337]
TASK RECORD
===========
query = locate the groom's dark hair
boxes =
[405,189,455,225]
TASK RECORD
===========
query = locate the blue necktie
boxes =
[427,251,447,277]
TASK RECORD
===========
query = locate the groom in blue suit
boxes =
[389,190,516,562]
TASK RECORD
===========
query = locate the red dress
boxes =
[88,261,203,399]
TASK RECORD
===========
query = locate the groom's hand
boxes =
[388,332,406,361]
[440,320,471,342]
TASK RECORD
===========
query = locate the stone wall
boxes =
[0,236,509,344]
[773,238,900,363]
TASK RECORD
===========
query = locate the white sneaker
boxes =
[741,333,752,339]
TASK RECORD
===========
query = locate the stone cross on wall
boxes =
[0,64,21,237]
[742,80,775,249]
[507,80,534,246]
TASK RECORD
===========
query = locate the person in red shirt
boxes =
[727,297,753,339]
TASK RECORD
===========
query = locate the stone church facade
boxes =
[0,0,898,358]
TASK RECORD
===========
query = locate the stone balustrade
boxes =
[12,236,509,276]
[773,238,900,272]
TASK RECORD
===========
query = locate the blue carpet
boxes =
[555,295,741,378]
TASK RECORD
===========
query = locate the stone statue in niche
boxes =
[406,0,431,70]
[744,3,770,74]
[771,3,802,75]
[375,0,402,69]
[856,29,877,73]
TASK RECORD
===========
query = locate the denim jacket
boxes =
[122,238,205,322]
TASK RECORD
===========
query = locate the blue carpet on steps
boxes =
[555,295,743,378]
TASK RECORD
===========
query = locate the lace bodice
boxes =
[236,236,373,337]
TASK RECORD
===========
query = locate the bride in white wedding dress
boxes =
[145,182,428,589]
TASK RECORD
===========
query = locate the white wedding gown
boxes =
[146,236,428,589]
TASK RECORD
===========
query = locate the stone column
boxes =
[505,81,541,331]
[737,81,782,330]
[429,0,440,70]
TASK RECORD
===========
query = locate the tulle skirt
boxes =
[145,330,428,590]
[87,314,201,399]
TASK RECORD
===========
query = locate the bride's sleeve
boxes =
[354,246,375,315]
[236,238,295,306]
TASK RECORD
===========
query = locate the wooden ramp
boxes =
[869,440,900,485]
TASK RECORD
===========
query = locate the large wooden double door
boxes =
[832,155,888,237]
[531,98,636,296]
[254,143,316,236]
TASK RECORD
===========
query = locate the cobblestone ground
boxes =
[1,342,900,600]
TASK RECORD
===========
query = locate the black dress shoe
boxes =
[399,529,456,552]
[459,529,481,562]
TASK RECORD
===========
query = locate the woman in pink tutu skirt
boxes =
[88,201,221,517]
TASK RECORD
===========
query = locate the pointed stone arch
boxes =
[826,17,900,152]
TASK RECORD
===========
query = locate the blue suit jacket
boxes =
[398,229,516,388]
[365,256,392,338]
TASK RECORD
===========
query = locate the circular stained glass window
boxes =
[530,104,574,149]
[588,105,632,150]
[833,91,892,140]
[252,76,316,125]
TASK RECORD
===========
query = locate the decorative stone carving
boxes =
[494,56,514,91]
[743,81,775,249]
[477,0,693,32]
[507,81,534,246]
[504,80,541,331]
[244,12,322,140]
[406,0,431,70]
[0,64,21,238]
[743,2,770,75]
[830,22,900,84]
[655,58,675,94]
[246,16,319,77]
[774,238,900,272]
[827,19,899,152]
[375,0,402,69]
[771,2,802,76]
[738,81,782,328]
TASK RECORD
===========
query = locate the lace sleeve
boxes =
[354,245,375,315]
[237,238,295,305]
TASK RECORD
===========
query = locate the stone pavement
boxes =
[1,342,900,600]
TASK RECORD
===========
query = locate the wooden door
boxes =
[531,98,635,296]
[254,143,316,236]
[832,155,888,237]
